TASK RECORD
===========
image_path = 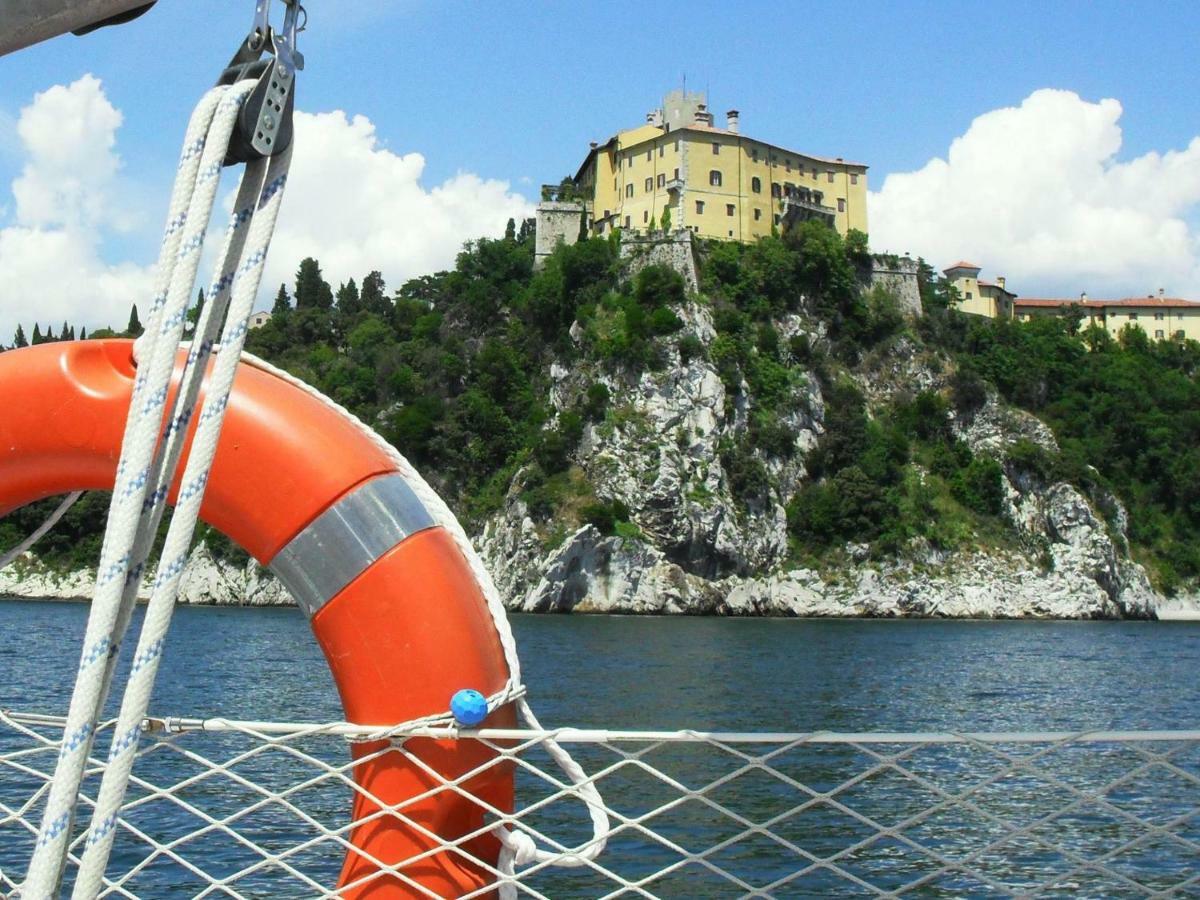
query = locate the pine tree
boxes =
[186,288,205,338]
[360,271,389,316]
[78,327,86,340]
[271,282,292,317]
[60,321,70,342]
[126,304,143,337]
[294,258,333,310]
[336,278,361,317]
[68,326,76,341]
[31,324,42,345]
[13,324,27,348]
[505,218,516,241]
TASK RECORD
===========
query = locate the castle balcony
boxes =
[665,177,684,194]
[780,194,836,228]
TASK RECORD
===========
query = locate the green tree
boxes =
[336,278,361,318]
[126,304,143,337]
[13,325,27,348]
[271,283,292,317]
[505,218,516,241]
[294,258,334,310]
[360,271,389,316]
[31,324,42,345]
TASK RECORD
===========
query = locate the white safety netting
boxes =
[1,710,1197,898]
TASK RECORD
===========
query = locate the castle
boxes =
[536,91,867,266]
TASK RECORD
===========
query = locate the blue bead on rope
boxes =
[450,689,488,727]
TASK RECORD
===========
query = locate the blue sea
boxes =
[2,600,1198,896]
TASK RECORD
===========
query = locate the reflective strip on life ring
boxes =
[0,339,515,897]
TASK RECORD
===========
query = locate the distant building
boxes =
[571,90,868,242]
[943,262,1017,319]
[1015,291,1200,342]
[248,310,272,329]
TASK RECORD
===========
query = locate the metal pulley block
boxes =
[217,0,306,166]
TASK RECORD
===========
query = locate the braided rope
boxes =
[21,85,239,896]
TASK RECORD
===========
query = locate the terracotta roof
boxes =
[1015,297,1200,309]
[943,261,982,272]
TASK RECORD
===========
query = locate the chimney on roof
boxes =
[694,103,712,126]
[589,141,598,150]
[997,276,1006,290]
[1081,291,1088,302]
[726,109,740,133]
[1159,288,1165,298]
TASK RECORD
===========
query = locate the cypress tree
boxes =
[61,321,70,342]
[79,326,87,340]
[336,278,361,317]
[68,325,76,340]
[505,218,516,241]
[186,288,205,338]
[126,304,143,337]
[31,323,42,345]
[44,324,56,342]
[13,324,27,348]
[294,258,333,310]
[271,282,292,317]
[361,271,389,316]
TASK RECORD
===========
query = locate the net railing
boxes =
[2,709,1197,898]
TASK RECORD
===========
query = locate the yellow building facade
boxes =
[574,91,868,243]
[1015,295,1200,342]
[943,262,1016,319]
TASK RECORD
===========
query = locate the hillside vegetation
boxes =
[3,221,1198,593]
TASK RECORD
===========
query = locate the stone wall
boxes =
[619,228,701,293]
[534,201,586,269]
[870,255,922,317]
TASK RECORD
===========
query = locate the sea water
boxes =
[2,600,1198,896]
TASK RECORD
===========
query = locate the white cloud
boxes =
[0,75,152,342]
[869,89,1200,298]
[0,80,534,343]
[260,110,533,299]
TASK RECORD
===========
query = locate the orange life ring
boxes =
[0,339,515,897]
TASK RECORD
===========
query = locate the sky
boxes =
[1,0,1198,340]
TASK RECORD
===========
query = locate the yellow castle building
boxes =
[571,90,868,242]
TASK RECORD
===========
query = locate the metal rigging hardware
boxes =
[218,0,307,167]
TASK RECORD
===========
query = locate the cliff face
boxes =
[2,297,1195,620]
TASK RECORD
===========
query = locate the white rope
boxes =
[0,492,83,571]
[21,79,269,898]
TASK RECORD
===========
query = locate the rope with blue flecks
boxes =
[21,78,291,899]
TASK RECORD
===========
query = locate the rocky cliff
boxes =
[4,285,1197,620]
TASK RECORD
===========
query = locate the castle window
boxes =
[657,173,666,188]
[827,171,835,183]
[695,200,705,214]
[644,210,649,223]
[709,170,722,187]
[624,215,630,228]
[965,292,973,300]
[645,177,653,192]
[1177,330,1186,339]
[658,145,664,158]
[752,148,759,161]
[771,183,781,198]
[675,139,680,152]
[851,173,859,185]
[838,198,846,212]
[673,167,679,180]
[774,214,781,225]
[754,208,762,221]
[1155,312,1165,320]
[712,142,720,155]
[786,159,792,172]
[1156,329,1165,339]
[646,149,652,161]
[751,176,762,193]
[1129,313,1138,320]
[726,204,735,216]
[626,183,634,198]
[812,166,818,179]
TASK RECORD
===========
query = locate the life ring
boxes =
[0,339,515,897]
